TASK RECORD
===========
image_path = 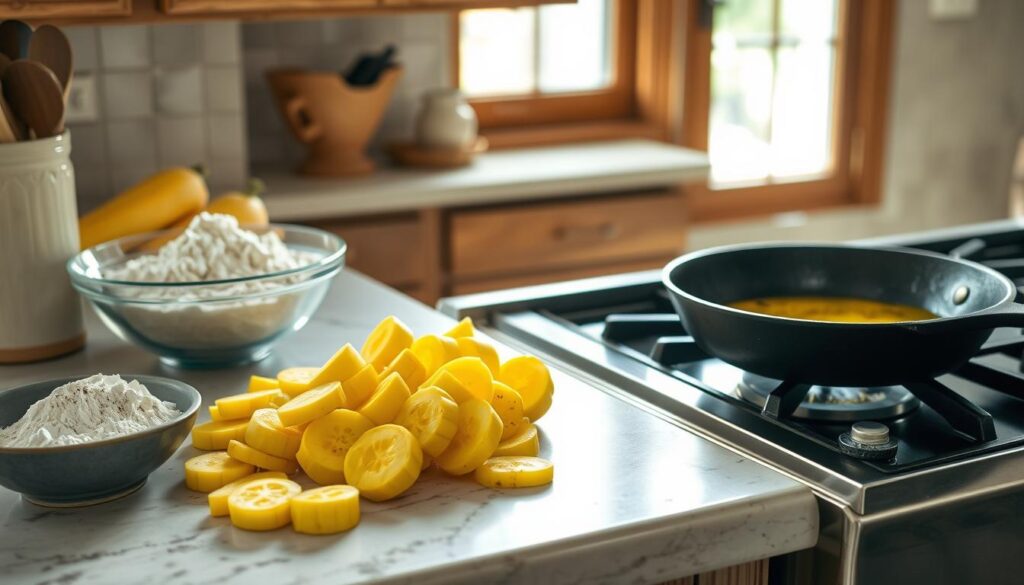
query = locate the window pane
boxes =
[780,0,837,41]
[770,46,834,178]
[709,47,774,184]
[460,9,536,97]
[538,0,612,93]
[713,0,773,38]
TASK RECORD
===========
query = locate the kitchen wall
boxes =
[64,23,248,213]
[687,0,1024,248]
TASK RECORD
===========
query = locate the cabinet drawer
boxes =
[450,192,686,278]
[308,218,423,287]
[0,0,130,18]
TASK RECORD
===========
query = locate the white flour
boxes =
[101,213,322,349]
[106,212,316,299]
[0,374,181,448]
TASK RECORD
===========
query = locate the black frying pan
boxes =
[663,243,1024,387]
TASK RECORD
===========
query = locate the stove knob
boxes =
[839,421,898,461]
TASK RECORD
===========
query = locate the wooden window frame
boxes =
[681,0,895,223]
[452,0,679,148]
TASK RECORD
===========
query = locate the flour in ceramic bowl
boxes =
[0,374,181,448]
[102,213,322,349]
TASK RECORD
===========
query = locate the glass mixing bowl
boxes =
[67,224,345,368]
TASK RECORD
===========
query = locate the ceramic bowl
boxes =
[0,375,201,507]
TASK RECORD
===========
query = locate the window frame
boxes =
[681,0,895,222]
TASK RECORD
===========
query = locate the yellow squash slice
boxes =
[444,317,475,338]
[420,370,474,404]
[296,409,375,485]
[341,363,379,409]
[358,373,411,425]
[208,471,287,517]
[344,424,423,502]
[227,477,302,531]
[434,399,503,476]
[215,389,288,420]
[394,387,459,457]
[277,381,346,428]
[380,348,427,390]
[498,356,554,421]
[191,419,249,451]
[493,422,540,457]
[474,456,554,489]
[208,405,229,422]
[308,344,367,388]
[227,440,299,474]
[245,408,304,460]
[431,357,494,403]
[490,382,525,439]
[248,375,280,392]
[361,316,415,371]
[277,366,320,397]
[409,334,460,377]
[291,485,361,535]
[184,451,255,493]
[456,337,500,376]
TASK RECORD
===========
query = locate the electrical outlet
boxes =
[930,0,978,20]
[65,74,98,123]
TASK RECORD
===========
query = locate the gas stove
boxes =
[440,218,1024,585]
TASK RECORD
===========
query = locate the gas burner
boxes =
[736,372,921,422]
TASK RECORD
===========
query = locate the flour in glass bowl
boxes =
[101,213,322,349]
[0,374,181,448]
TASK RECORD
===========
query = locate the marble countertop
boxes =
[0,271,816,585]
[260,140,710,221]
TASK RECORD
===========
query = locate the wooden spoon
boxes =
[0,79,24,143]
[0,54,10,76]
[0,20,31,61]
[2,60,64,139]
[28,25,72,98]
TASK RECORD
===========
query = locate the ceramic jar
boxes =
[415,89,478,149]
[0,132,84,363]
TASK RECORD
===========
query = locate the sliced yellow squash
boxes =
[191,419,249,451]
[498,356,554,421]
[184,451,254,493]
[409,334,460,377]
[248,375,280,392]
[358,373,411,425]
[444,317,475,338]
[277,366,320,397]
[344,424,423,502]
[227,440,298,474]
[208,471,287,517]
[245,408,304,460]
[215,389,288,420]
[490,382,525,439]
[456,337,500,376]
[474,456,553,488]
[227,477,302,531]
[308,344,367,388]
[361,316,415,371]
[277,381,346,428]
[493,422,540,457]
[380,348,427,390]
[395,386,459,457]
[341,363,379,409]
[434,399,503,476]
[290,485,360,535]
[296,409,375,485]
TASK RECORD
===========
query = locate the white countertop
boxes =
[0,271,815,585]
[261,140,710,221]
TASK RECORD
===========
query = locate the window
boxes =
[684,0,894,221]
[456,0,637,129]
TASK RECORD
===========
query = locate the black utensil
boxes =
[344,45,396,86]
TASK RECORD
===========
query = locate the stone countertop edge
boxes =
[0,270,816,585]
[260,139,710,221]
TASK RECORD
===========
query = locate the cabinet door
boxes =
[379,0,573,7]
[162,0,376,16]
[0,0,130,19]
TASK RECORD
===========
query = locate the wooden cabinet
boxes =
[162,0,374,15]
[450,191,686,281]
[308,215,425,291]
[0,0,129,19]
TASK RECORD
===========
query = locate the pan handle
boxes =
[914,300,1024,333]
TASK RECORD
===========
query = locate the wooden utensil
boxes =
[3,60,65,138]
[0,78,24,143]
[0,54,10,76]
[0,20,32,61]
[28,25,72,98]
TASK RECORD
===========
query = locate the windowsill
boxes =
[258,139,709,222]
[481,120,667,150]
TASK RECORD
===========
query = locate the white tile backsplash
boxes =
[100,25,152,69]
[70,22,247,211]
[153,24,200,66]
[157,116,207,167]
[156,65,204,115]
[208,115,245,159]
[102,71,154,118]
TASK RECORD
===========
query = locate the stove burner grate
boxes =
[736,372,920,422]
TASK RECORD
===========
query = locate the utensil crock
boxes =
[0,131,83,363]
